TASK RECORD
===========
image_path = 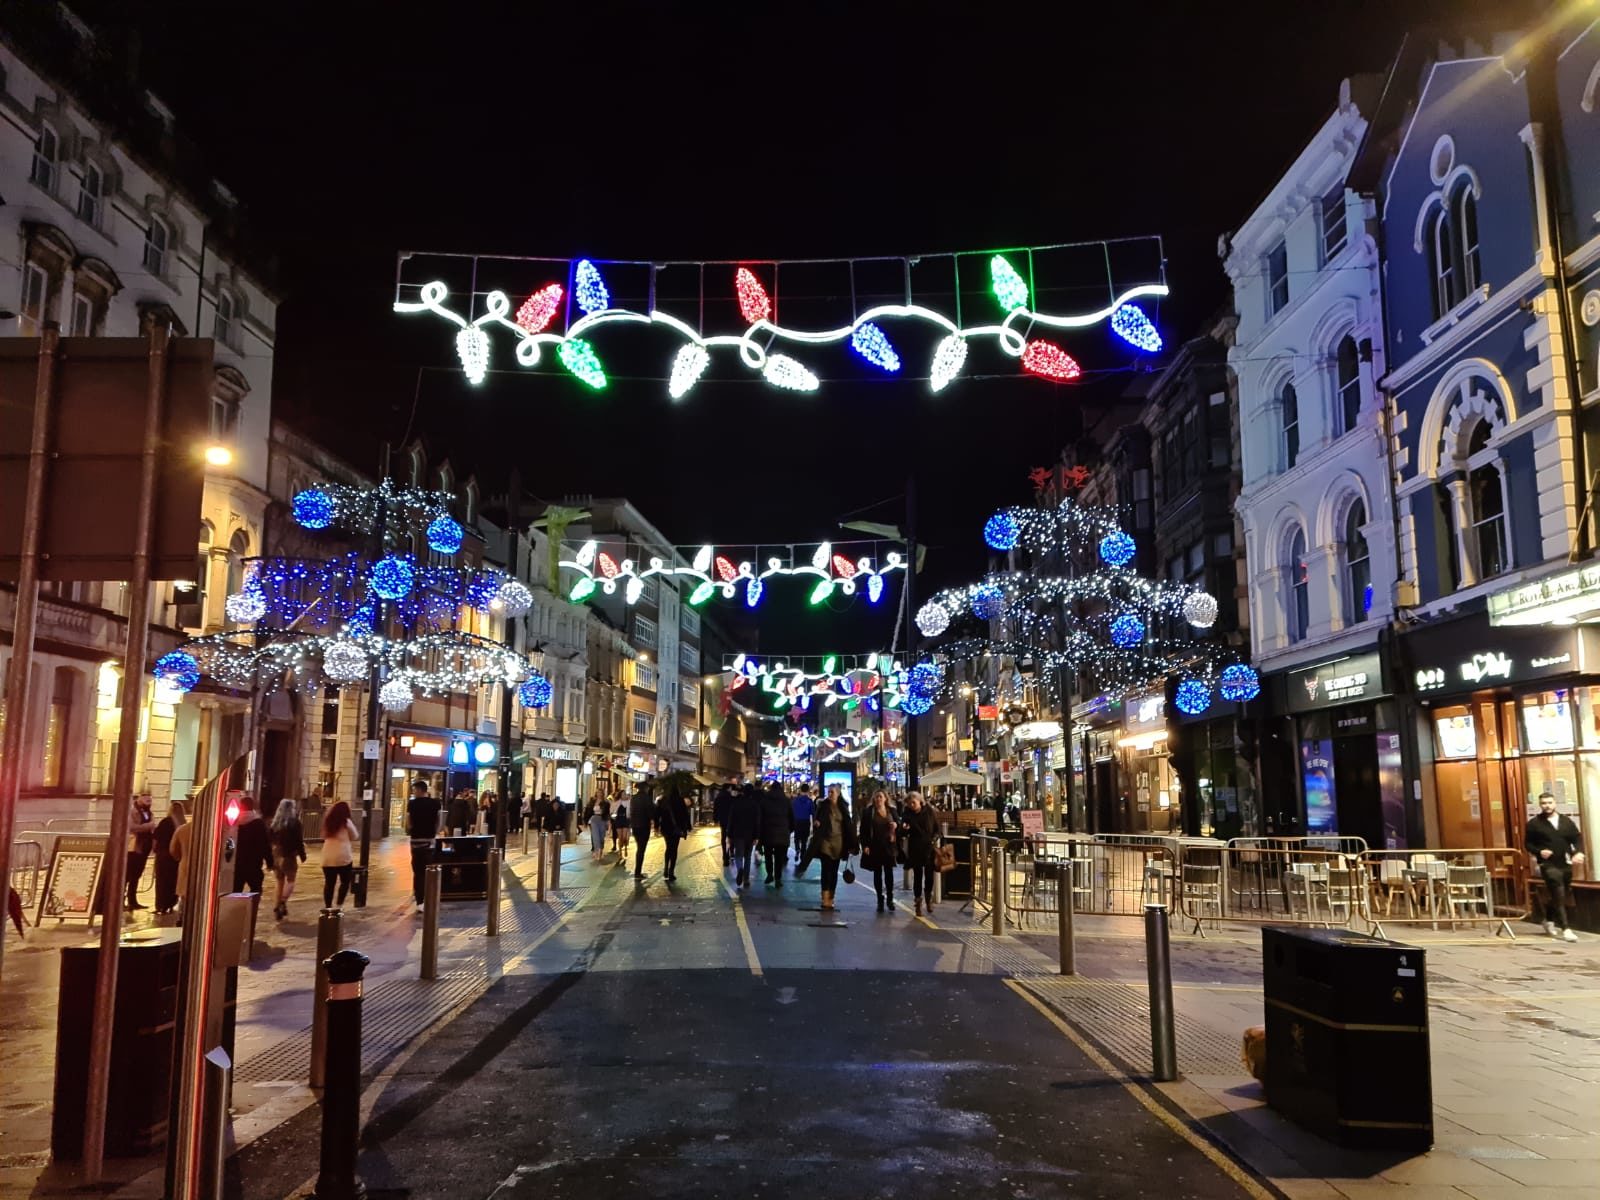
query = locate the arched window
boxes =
[143,215,170,276]
[1466,422,1507,579]
[1288,528,1309,643]
[213,289,236,347]
[1281,381,1299,471]
[30,121,59,191]
[1345,501,1371,624]
[225,529,250,597]
[1453,180,1481,294]
[1428,206,1456,319]
[1427,180,1482,321]
[1336,336,1361,434]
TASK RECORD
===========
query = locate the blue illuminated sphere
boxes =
[292,489,334,530]
[467,572,501,610]
[153,651,201,694]
[369,555,414,601]
[427,514,464,555]
[518,673,554,708]
[1174,678,1212,715]
[1109,613,1146,647]
[1219,664,1262,703]
[1098,531,1136,568]
[901,693,933,716]
[971,584,1006,620]
[908,661,941,699]
[983,511,1020,552]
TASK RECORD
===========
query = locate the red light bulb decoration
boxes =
[515,283,564,333]
[735,267,771,324]
[597,552,620,579]
[830,554,858,579]
[1022,340,1083,382]
[714,555,739,583]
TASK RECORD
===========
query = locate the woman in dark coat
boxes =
[629,783,657,880]
[727,784,762,888]
[152,799,187,914]
[899,790,939,915]
[758,783,793,888]
[808,783,859,911]
[858,790,899,912]
[657,786,691,883]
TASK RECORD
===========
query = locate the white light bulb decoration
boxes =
[669,343,710,399]
[929,334,968,393]
[915,600,951,638]
[379,677,414,712]
[762,354,819,392]
[455,327,489,385]
[496,579,533,617]
[1182,592,1219,629]
[323,640,369,684]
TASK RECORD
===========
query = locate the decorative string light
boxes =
[762,354,819,392]
[1174,679,1211,715]
[1182,592,1219,629]
[496,579,534,616]
[915,600,951,638]
[735,267,771,323]
[901,693,933,716]
[288,479,459,542]
[574,259,610,314]
[1021,340,1082,382]
[427,514,465,555]
[971,585,1005,620]
[929,334,968,393]
[369,555,416,601]
[153,651,200,694]
[1110,303,1163,352]
[455,327,490,385]
[518,673,554,708]
[1219,664,1261,702]
[669,343,710,399]
[850,323,901,372]
[323,639,369,684]
[516,283,564,333]
[1110,613,1145,647]
[1099,531,1136,568]
[722,652,910,712]
[990,254,1030,311]
[379,677,414,712]
[224,581,267,624]
[292,489,335,530]
[558,338,607,389]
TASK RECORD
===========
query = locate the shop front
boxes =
[1069,695,1122,833]
[528,741,584,807]
[1117,692,1174,834]
[386,726,498,832]
[1170,698,1261,841]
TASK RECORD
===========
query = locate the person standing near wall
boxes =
[1527,791,1585,942]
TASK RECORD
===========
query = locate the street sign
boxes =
[977,705,998,720]
[362,739,381,761]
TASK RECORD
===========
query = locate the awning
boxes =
[919,763,985,787]
[693,773,718,786]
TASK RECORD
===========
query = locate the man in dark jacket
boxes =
[713,786,734,865]
[630,783,657,880]
[1526,791,1585,941]
[727,784,762,888]
[759,783,793,887]
[658,786,691,882]
[790,784,815,865]
[231,795,272,896]
[407,780,437,912]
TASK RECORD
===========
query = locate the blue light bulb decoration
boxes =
[153,650,201,694]
[518,672,554,709]
[983,511,1021,552]
[574,259,610,314]
[1109,613,1146,647]
[971,584,1005,621]
[908,661,941,700]
[1098,530,1136,568]
[1218,664,1262,703]
[866,574,884,604]
[369,554,415,601]
[466,571,501,610]
[1110,303,1163,352]
[850,322,901,372]
[292,488,334,530]
[1174,678,1212,715]
[427,513,464,555]
[745,578,764,608]
[348,602,378,635]
[901,693,933,716]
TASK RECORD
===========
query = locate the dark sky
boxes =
[78,0,1517,656]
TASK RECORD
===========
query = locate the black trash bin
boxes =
[53,927,182,1159]
[434,835,493,899]
[1262,926,1431,1150]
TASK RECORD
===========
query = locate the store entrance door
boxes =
[1331,735,1380,850]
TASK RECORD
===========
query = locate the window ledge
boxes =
[1418,284,1491,347]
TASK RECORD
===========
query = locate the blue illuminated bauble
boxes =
[983,512,1020,552]
[518,673,554,709]
[908,662,941,699]
[369,555,414,600]
[427,514,464,554]
[466,572,501,610]
[1174,679,1212,715]
[153,651,201,693]
[292,488,334,530]
[1098,530,1136,567]
[1109,613,1145,647]
[1219,664,1262,703]
[901,693,933,716]
[347,603,377,636]
[971,585,1005,621]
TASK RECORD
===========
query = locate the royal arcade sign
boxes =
[1489,563,1600,626]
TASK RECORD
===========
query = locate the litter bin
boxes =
[53,927,182,1159]
[1262,926,1431,1150]
[433,835,494,899]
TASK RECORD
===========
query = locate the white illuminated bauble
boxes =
[224,585,266,624]
[322,640,369,684]
[915,600,951,638]
[1183,591,1219,629]
[379,677,414,712]
[495,579,533,617]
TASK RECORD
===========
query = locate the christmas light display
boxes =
[721,652,911,712]
[224,581,267,624]
[560,538,905,610]
[288,479,460,540]
[518,672,553,708]
[394,240,1168,399]
[766,727,883,768]
[1099,531,1136,568]
[322,639,369,684]
[427,514,465,555]
[971,584,1005,620]
[1219,664,1262,703]
[1182,591,1219,630]
[901,693,933,716]
[379,676,414,712]
[983,512,1020,552]
[1109,613,1145,647]
[907,661,941,699]
[292,488,335,530]
[153,651,201,694]
[495,578,534,616]
[369,555,416,601]
[1174,679,1212,715]
[558,338,607,389]
[915,600,951,638]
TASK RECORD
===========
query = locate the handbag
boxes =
[842,858,856,885]
[935,843,956,872]
[859,845,875,871]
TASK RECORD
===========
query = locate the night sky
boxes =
[77,0,1518,655]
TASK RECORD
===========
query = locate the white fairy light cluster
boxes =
[290,478,460,541]
[764,728,881,772]
[720,651,909,712]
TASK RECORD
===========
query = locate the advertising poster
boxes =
[1300,739,1337,834]
[1376,731,1407,849]
[821,769,854,804]
[38,833,110,924]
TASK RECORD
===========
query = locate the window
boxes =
[1345,501,1371,624]
[1426,182,1481,322]
[213,290,236,347]
[143,215,169,276]
[1181,408,1202,481]
[1467,423,1507,580]
[1336,335,1361,434]
[681,608,700,637]
[633,615,656,648]
[1266,240,1289,316]
[210,394,239,443]
[69,291,95,336]
[1288,529,1309,643]
[683,681,700,710]
[21,263,49,330]
[631,710,654,741]
[679,642,698,674]
[1320,186,1348,263]
[1208,392,1230,467]
[31,123,59,191]
[1454,181,1480,295]
[634,661,656,691]
[1280,380,1299,471]
[1212,531,1233,558]
[641,576,658,606]
[77,161,103,225]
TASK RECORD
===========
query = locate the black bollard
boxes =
[1144,903,1177,1082]
[312,948,370,1200]
[310,908,342,1089]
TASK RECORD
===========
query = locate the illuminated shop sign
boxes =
[1488,563,1600,626]
[1285,651,1385,713]
[1408,621,1592,693]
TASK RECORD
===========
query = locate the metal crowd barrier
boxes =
[9,839,44,910]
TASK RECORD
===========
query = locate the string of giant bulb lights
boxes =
[395,250,1167,397]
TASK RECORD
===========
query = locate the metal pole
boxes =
[521,818,529,856]
[197,1047,230,1200]
[313,949,369,1200]
[1145,903,1177,1082]
[486,847,501,936]
[309,908,342,1088]
[534,831,547,903]
[549,829,562,890]
[496,680,513,854]
[1058,857,1076,975]
[0,329,57,986]
[85,326,168,1179]
[420,866,440,980]
[991,843,1005,936]
[354,451,390,908]
[904,471,919,791]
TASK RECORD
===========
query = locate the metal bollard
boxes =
[535,832,547,903]
[548,831,562,890]
[486,847,501,936]
[932,859,942,906]
[198,1048,231,1200]
[313,949,370,1200]
[420,866,441,981]
[521,821,529,855]
[309,908,342,1088]
[1144,903,1177,1082]
[1058,864,1076,976]
[991,845,1006,936]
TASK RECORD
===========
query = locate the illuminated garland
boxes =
[720,651,910,712]
[763,727,882,770]
[289,479,459,542]
[221,555,512,634]
[393,248,1167,397]
[562,539,904,609]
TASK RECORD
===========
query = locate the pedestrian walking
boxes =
[612,792,630,856]
[125,793,155,910]
[320,800,360,908]
[759,782,793,887]
[152,799,186,914]
[1527,791,1585,942]
[791,784,814,865]
[728,783,761,888]
[808,783,858,911]
[900,790,939,916]
[448,789,475,836]
[407,780,436,915]
[539,792,563,833]
[859,790,899,912]
[714,785,734,866]
[232,795,272,897]
[586,794,611,861]
[659,784,691,882]
[630,782,657,880]
[269,798,307,919]
[169,816,194,917]
[478,790,498,836]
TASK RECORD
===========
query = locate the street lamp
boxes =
[203,443,232,466]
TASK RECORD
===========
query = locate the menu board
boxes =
[38,833,109,924]
[1019,809,1045,837]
